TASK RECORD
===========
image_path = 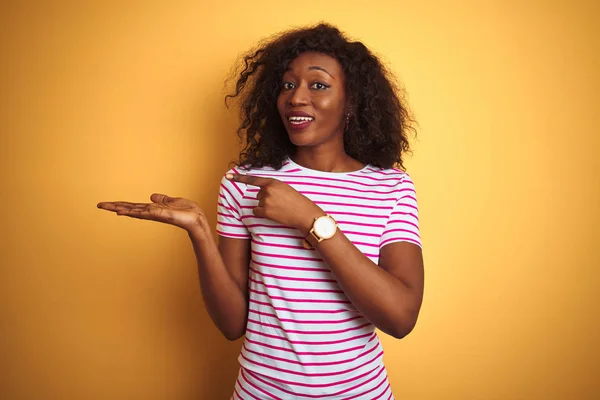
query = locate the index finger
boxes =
[226,173,274,187]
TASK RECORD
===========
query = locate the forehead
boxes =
[285,52,343,76]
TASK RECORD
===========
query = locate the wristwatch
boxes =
[302,215,338,249]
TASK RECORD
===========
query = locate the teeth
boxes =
[288,116,314,122]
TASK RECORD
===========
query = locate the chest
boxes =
[241,179,397,264]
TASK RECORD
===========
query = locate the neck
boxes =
[291,147,365,173]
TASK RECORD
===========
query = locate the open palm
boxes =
[97,194,204,232]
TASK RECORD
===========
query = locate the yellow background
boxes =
[1,1,599,399]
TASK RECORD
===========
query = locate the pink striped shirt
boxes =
[217,158,421,399]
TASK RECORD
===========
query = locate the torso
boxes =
[218,157,419,399]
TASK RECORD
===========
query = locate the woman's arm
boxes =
[97,193,251,341]
[189,219,250,341]
[299,219,424,339]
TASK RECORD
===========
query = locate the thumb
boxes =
[150,193,172,203]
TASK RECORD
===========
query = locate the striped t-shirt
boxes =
[217,157,421,399]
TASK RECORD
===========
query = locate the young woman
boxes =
[98,23,424,399]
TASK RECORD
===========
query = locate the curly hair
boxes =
[225,23,415,170]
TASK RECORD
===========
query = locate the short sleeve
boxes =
[216,169,250,239]
[379,174,422,249]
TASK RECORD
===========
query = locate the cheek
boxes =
[316,97,344,121]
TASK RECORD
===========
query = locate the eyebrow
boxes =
[285,65,335,79]
[308,66,334,78]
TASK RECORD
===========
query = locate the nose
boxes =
[288,85,309,106]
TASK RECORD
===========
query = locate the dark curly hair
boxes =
[225,23,415,170]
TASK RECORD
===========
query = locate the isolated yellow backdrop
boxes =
[1,1,598,399]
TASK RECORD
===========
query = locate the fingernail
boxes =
[225,173,233,180]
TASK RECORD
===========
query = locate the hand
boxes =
[226,173,324,235]
[97,194,206,233]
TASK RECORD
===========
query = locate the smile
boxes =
[288,116,314,125]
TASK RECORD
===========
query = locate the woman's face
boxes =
[277,52,347,149]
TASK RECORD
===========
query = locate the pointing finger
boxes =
[226,173,274,187]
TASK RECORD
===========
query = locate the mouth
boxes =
[287,115,314,131]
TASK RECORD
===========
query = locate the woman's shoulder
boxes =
[359,165,414,186]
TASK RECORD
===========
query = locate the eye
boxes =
[311,82,330,90]
[282,82,295,90]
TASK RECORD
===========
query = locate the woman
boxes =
[98,23,424,399]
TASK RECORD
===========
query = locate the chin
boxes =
[287,130,317,147]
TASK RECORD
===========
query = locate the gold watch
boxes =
[302,215,338,249]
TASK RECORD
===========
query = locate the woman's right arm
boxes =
[189,217,250,341]
[97,191,250,341]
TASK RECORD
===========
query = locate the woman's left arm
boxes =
[226,173,425,339]
[300,228,424,339]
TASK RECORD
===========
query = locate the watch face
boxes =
[314,216,337,239]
